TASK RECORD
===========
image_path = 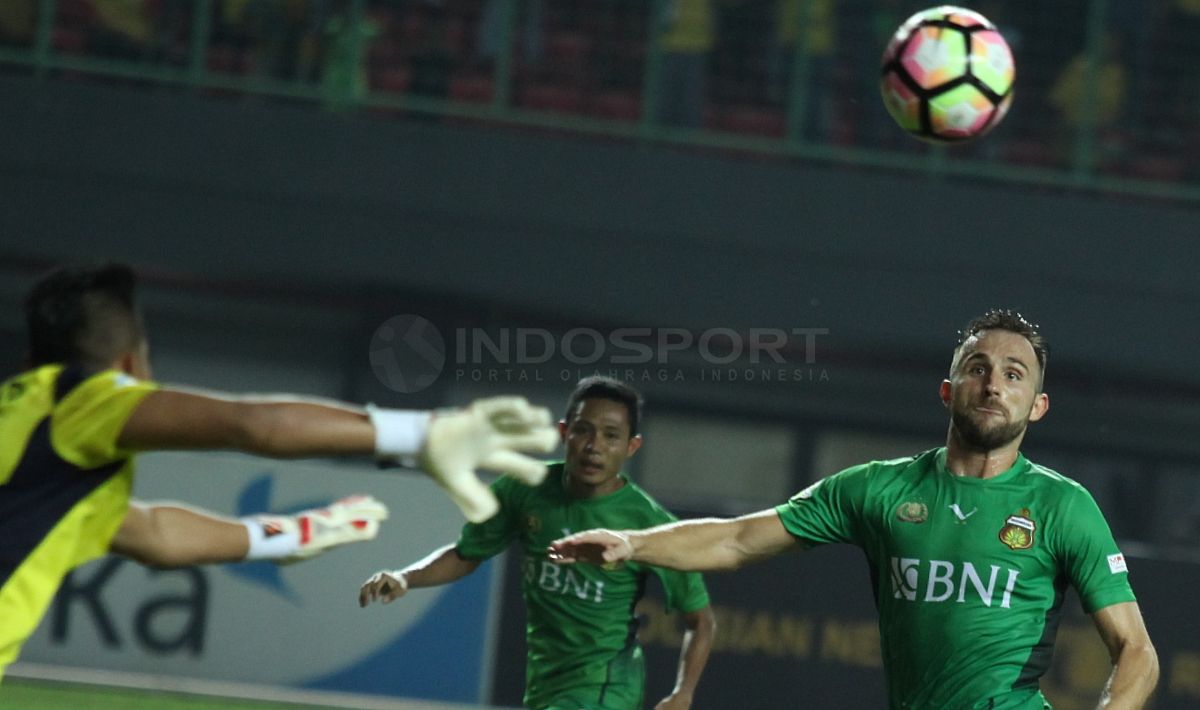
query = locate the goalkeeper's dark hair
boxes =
[955,309,1049,390]
[24,262,145,370]
[564,376,644,437]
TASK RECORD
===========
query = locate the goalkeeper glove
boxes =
[249,494,389,565]
[368,396,558,522]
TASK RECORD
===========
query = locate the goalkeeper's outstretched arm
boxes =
[117,389,558,521]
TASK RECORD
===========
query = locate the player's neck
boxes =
[943,435,1023,479]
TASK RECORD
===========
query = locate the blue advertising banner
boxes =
[18,452,497,704]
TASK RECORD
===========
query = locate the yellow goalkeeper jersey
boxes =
[0,365,157,676]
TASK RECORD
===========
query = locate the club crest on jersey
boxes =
[895,501,928,523]
[525,515,542,534]
[999,509,1036,550]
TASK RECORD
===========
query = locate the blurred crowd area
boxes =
[1,0,1198,184]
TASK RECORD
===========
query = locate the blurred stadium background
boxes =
[1,0,1198,708]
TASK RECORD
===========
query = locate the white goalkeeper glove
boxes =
[249,494,390,565]
[368,396,558,522]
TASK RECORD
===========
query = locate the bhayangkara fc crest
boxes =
[999,508,1036,550]
[526,515,542,534]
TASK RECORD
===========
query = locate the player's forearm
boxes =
[112,502,248,567]
[670,608,716,700]
[401,544,481,588]
[1096,640,1159,710]
[628,518,750,572]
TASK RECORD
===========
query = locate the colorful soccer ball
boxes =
[880,6,1015,143]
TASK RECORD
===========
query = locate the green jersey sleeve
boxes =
[1053,487,1136,613]
[774,462,873,547]
[455,476,524,560]
[653,566,710,614]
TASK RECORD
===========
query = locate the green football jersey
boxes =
[458,463,710,709]
[776,448,1135,710]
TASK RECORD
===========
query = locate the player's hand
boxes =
[548,529,634,565]
[422,396,558,523]
[359,569,409,607]
[654,691,694,709]
[265,494,389,565]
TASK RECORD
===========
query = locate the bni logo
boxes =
[891,557,920,600]
[889,557,1020,607]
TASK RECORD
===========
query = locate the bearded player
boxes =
[551,311,1158,709]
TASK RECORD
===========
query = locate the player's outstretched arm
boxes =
[1090,601,1158,710]
[118,388,375,457]
[112,496,388,567]
[112,500,252,567]
[549,509,798,572]
[118,389,558,521]
[359,543,482,607]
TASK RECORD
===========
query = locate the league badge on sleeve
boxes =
[1107,553,1128,574]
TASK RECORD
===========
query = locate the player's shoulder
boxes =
[832,448,937,483]
[618,477,665,506]
[875,448,938,472]
[492,460,561,502]
[1020,457,1092,499]
[0,365,95,423]
[611,477,681,523]
[53,366,156,406]
[1,365,60,405]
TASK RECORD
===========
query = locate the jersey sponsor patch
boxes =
[1107,553,1128,574]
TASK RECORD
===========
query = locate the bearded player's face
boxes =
[943,329,1048,452]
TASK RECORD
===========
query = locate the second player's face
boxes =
[944,329,1048,451]
[562,397,641,495]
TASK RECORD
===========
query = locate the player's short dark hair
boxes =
[955,309,1049,390]
[564,376,644,437]
[24,262,145,369]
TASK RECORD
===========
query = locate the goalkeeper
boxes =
[0,262,558,679]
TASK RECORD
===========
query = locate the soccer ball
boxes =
[880,6,1015,143]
